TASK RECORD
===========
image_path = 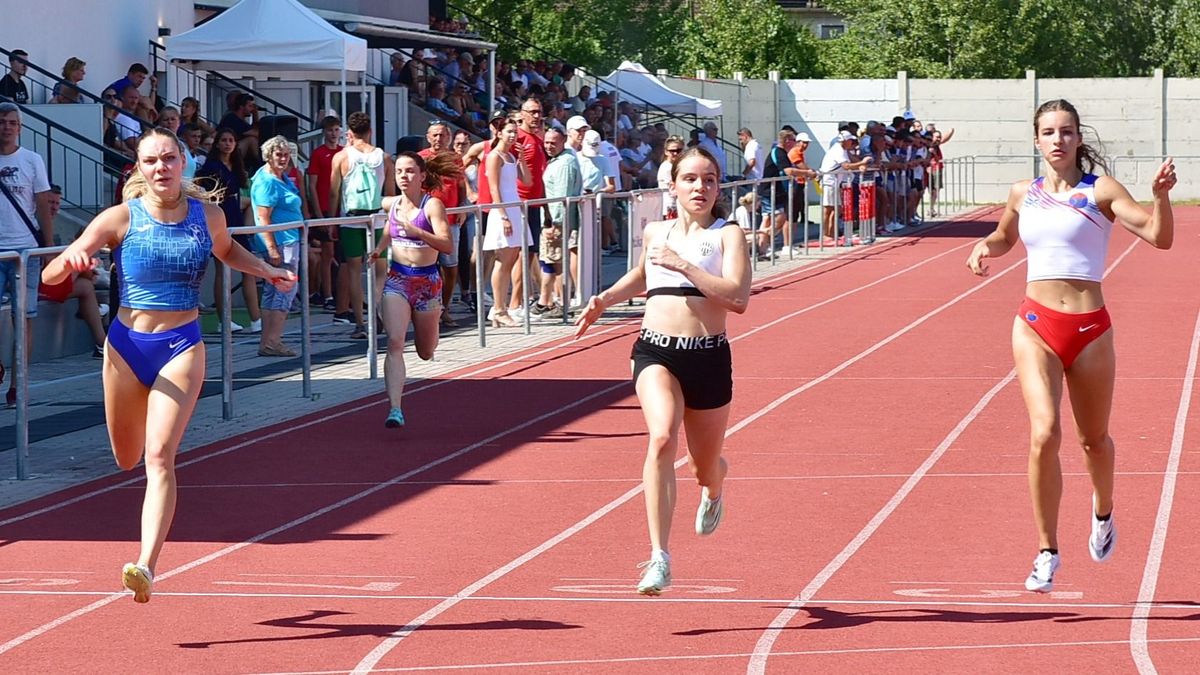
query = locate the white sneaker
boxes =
[1024,551,1060,593]
[247,319,262,334]
[636,559,671,596]
[122,562,154,604]
[1089,507,1117,563]
[229,321,245,333]
[885,221,904,233]
[695,492,724,536]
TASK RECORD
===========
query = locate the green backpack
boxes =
[343,153,382,213]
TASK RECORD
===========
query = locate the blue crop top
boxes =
[114,197,213,311]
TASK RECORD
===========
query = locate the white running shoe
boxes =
[1024,551,1060,593]
[229,321,245,333]
[1089,509,1117,563]
[695,493,724,536]
[636,559,671,596]
[248,318,262,334]
[122,562,154,604]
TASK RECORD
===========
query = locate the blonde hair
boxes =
[61,57,85,79]
[122,127,223,203]
[260,135,293,163]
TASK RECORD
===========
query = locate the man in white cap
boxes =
[565,115,589,154]
[818,131,873,242]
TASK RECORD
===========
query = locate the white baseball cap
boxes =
[902,109,916,121]
[566,115,590,132]
[795,132,811,143]
[581,129,601,156]
[837,130,855,142]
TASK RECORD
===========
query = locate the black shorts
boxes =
[631,328,732,410]
[526,205,543,252]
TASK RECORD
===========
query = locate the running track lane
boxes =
[0,207,1051,667]
[347,221,1200,673]
[2,213,1013,672]
[746,222,1200,672]
[337,213,1039,673]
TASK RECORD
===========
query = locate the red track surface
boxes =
[3,209,1199,673]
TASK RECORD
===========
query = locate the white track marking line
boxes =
[744,371,1017,674]
[748,239,1142,673]
[257,637,1200,675]
[0,318,639,529]
[0,381,628,656]
[0,225,985,657]
[7,589,1200,611]
[350,256,1028,673]
[1129,303,1200,674]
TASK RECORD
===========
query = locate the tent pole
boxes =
[488,50,496,116]
[340,66,347,128]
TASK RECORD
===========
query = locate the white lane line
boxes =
[7,589,1200,611]
[0,380,628,657]
[748,238,1142,673]
[0,226,982,656]
[0,317,640,530]
[745,371,1017,674]
[256,637,1200,675]
[350,256,1028,673]
[1130,303,1200,674]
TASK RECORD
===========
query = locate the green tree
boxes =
[1149,0,1200,76]
[454,0,689,75]
[677,0,823,78]
[820,0,1170,79]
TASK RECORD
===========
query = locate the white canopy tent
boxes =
[168,0,368,126]
[600,61,723,117]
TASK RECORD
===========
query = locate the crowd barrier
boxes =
[3,164,968,479]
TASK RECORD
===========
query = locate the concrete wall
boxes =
[655,69,1200,202]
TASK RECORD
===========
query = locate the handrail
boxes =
[149,40,316,128]
[0,46,156,131]
[1,96,127,216]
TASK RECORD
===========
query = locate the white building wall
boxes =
[652,70,1198,201]
[6,0,193,101]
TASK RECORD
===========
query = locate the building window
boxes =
[819,24,845,39]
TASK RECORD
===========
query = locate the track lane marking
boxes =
[0,226,986,656]
[350,255,1029,672]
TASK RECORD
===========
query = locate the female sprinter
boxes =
[966,99,1176,592]
[575,147,751,595]
[41,127,296,603]
[369,152,460,428]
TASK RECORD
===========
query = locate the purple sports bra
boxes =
[389,193,434,248]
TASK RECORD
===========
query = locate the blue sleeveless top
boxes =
[114,197,213,311]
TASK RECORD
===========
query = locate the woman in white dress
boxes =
[483,113,531,327]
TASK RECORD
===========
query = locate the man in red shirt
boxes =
[306,115,342,310]
[513,96,548,313]
[418,121,464,326]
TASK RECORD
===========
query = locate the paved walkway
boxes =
[0,230,932,508]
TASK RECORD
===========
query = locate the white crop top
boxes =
[644,218,729,297]
[1019,174,1112,283]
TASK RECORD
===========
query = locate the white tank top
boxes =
[1019,175,1112,283]
[495,152,519,203]
[345,144,386,183]
[644,218,729,297]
